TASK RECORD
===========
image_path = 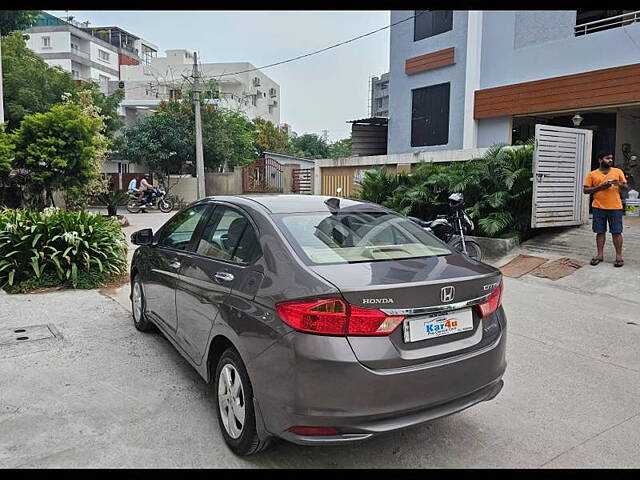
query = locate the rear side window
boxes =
[196,206,262,264]
[274,210,452,265]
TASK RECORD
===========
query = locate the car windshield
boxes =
[275,209,453,265]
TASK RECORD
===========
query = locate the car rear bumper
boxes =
[249,311,507,445]
[276,378,504,445]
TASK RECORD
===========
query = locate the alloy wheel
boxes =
[132,282,143,324]
[218,364,246,439]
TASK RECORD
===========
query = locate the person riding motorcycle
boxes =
[139,174,154,205]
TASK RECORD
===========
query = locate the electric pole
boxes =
[192,52,206,199]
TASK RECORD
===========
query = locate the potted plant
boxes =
[97,190,130,217]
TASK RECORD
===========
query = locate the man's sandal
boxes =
[614,259,624,268]
[590,258,603,266]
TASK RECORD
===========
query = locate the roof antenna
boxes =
[324,197,340,213]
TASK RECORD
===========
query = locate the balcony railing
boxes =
[575,10,640,36]
[70,47,91,59]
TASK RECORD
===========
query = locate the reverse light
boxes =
[275,298,405,336]
[476,280,503,318]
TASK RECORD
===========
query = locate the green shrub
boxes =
[0,207,128,291]
[356,140,534,239]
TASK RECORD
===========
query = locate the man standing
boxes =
[583,151,628,267]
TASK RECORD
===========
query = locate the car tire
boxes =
[215,348,271,456]
[131,277,154,332]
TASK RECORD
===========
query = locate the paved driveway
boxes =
[1,211,639,467]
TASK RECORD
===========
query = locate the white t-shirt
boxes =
[128,178,137,191]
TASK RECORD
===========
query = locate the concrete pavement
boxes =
[1,210,639,467]
[1,276,639,467]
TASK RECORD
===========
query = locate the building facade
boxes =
[370,72,389,118]
[388,9,640,182]
[119,49,281,126]
[24,12,157,90]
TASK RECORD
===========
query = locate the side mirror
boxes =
[131,228,154,246]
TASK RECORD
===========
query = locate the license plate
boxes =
[403,308,474,343]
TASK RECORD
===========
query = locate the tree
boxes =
[76,83,125,137]
[12,94,107,208]
[0,123,14,176]
[1,32,77,130]
[252,117,291,156]
[290,133,330,159]
[208,109,256,171]
[115,106,194,179]
[157,98,255,172]
[328,137,352,159]
[0,11,41,33]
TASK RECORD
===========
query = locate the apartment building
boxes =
[370,72,389,118]
[119,49,281,126]
[24,12,158,90]
[388,10,640,166]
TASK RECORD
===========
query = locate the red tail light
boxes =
[288,426,340,436]
[275,298,405,336]
[475,280,503,318]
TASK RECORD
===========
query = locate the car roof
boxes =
[199,194,388,214]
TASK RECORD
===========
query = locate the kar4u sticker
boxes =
[425,318,459,333]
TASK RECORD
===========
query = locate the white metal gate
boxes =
[532,124,592,228]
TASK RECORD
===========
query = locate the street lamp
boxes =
[572,113,583,127]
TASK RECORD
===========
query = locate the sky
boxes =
[48,10,391,142]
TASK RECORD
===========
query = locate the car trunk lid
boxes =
[309,254,503,370]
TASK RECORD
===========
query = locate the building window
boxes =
[42,36,51,48]
[98,49,110,62]
[72,69,80,80]
[411,82,450,147]
[414,10,453,41]
[99,74,110,83]
[251,95,257,107]
[117,162,130,173]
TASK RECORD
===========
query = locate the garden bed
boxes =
[0,207,128,294]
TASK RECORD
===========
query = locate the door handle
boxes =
[214,272,235,282]
[168,259,181,269]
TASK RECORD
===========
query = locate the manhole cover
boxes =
[0,325,58,346]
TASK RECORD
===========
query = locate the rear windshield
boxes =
[274,210,453,265]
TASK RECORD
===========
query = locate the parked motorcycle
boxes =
[127,187,174,214]
[409,192,483,261]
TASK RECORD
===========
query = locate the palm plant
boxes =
[97,189,130,216]
[356,140,535,240]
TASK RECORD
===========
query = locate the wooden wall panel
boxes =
[405,47,455,75]
[474,63,640,119]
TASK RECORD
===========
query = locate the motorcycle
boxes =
[127,186,174,214]
[409,192,483,261]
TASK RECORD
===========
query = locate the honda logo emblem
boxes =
[441,286,455,303]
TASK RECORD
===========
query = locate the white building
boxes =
[24,12,158,92]
[119,49,281,126]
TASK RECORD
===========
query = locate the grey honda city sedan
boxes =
[129,195,506,456]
